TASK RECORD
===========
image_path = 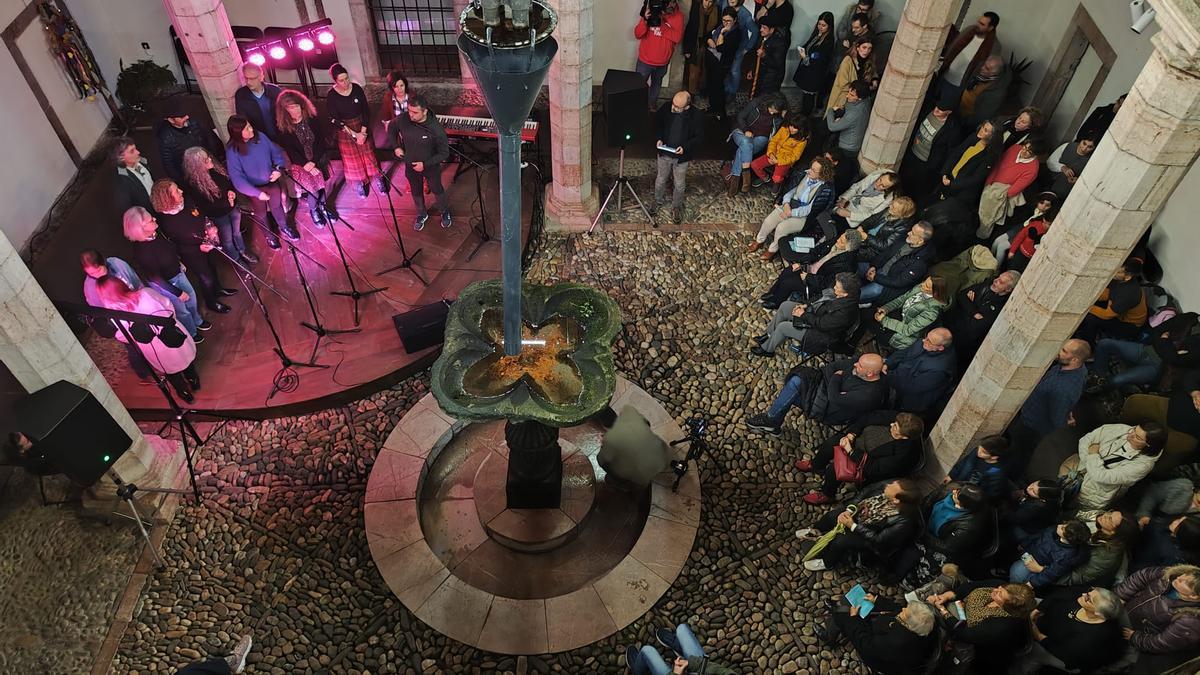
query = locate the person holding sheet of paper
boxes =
[814,590,938,674]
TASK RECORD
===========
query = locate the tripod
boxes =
[242,208,359,362]
[590,145,653,232]
[450,145,496,261]
[109,470,191,568]
[374,165,428,284]
[668,416,711,492]
[276,167,386,327]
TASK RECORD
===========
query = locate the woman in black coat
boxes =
[929,581,1036,675]
[797,411,925,503]
[763,229,862,308]
[150,179,234,313]
[822,596,939,674]
[791,12,835,116]
[797,478,923,570]
[704,9,743,123]
[856,196,916,261]
[275,89,334,228]
[935,118,1002,205]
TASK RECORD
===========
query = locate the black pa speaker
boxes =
[14,381,131,485]
[602,69,649,147]
[393,301,451,354]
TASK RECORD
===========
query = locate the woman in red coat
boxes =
[977,137,1044,238]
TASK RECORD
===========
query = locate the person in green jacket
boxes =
[873,276,949,351]
[625,622,736,674]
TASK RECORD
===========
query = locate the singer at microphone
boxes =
[275,89,336,229]
[386,94,452,232]
[325,63,387,198]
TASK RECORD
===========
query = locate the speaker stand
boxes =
[589,146,653,232]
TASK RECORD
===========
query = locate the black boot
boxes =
[356,180,370,197]
[310,207,328,229]
[319,190,339,221]
[374,175,390,194]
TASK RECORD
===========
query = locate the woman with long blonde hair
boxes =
[275,88,334,228]
[182,147,255,264]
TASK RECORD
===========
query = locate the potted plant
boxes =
[115,58,176,125]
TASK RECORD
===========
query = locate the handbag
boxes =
[832,443,867,482]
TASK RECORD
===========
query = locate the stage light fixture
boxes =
[268,44,287,60]
[247,51,266,66]
[317,29,335,45]
[297,36,315,52]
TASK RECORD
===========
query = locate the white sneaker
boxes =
[795,528,820,540]
[803,559,826,572]
[226,634,252,674]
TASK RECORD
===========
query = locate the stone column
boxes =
[544,0,600,231]
[930,1,1200,470]
[161,0,242,138]
[858,0,963,173]
[346,0,383,81]
[0,233,177,488]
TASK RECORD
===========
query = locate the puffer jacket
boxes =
[1117,565,1200,654]
[858,214,915,260]
[878,286,946,351]
[923,482,993,560]
[929,245,998,303]
[1017,526,1087,588]
[766,126,807,167]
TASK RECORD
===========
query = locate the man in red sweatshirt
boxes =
[634,1,685,110]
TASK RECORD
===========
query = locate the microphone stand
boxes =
[241,208,359,362]
[450,144,495,261]
[209,231,328,400]
[375,163,427,284]
[275,166,385,327]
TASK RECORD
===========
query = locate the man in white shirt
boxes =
[113,137,155,216]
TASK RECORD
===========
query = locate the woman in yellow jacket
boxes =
[829,37,878,111]
[750,118,809,187]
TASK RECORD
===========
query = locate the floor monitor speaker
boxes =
[14,380,131,485]
[393,300,451,354]
[602,69,649,147]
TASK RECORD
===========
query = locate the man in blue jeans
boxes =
[719,0,757,97]
[625,623,735,674]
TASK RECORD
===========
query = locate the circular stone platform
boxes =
[364,376,701,654]
[474,445,596,552]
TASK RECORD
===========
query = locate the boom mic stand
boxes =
[275,167,385,327]
[240,209,357,363]
[450,144,495,261]
[374,164,427,284]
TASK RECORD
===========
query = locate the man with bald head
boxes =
[885,327,957,415]
[747,352,889,434]
[234,62,282,141]
[1010,338,1092,451]
[652,90,704,224]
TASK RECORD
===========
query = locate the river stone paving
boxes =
[111,231,888,674]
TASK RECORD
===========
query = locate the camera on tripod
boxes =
[669,413,710,491]
[643,0,669,27]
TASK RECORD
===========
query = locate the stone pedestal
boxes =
[859,0,963,173]
[476,444,595,551]
[505,419,563,508]
[544,0,598,230]
[0,231,171,490]
[931,3,1200,470]
[161,0,242,139]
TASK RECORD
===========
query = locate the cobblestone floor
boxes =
[105,231,880,674]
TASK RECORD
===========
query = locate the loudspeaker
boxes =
[393,301,451,354]
[602,69,649,147]
[14,381,131,485]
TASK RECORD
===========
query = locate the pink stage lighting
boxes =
[247,52,266,66]
[268,45,287,60]
[297,36,315,52]
[316,29,335,46]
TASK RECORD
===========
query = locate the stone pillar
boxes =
[346,0,383,81]
[161,0,242,138]
[544,0,600,231]
[858,0,963,173]
[0,233,177,488]
[930,1,1200,470]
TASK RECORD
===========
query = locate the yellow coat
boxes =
[766,128,807,167]
[829,54,877,110]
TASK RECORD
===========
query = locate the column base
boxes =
[544,185,600,232]
[82,434,189,517]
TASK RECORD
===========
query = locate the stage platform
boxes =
[31,148,531,419]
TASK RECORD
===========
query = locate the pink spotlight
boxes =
[316,30,335,46]
[268,45,287,60]
[247,52,266,66]
[297,37,315,52]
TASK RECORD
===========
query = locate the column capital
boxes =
[1153,0,1200,75]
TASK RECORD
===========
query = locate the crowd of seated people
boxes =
[669,3,1200,672]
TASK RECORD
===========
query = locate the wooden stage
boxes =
[36,158,531,419]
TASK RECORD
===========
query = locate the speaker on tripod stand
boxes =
[591,69,654,231]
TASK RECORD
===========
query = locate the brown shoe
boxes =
[741,172,751,193]
[760,250,776,261]
[748,240,763,253]
[725,174,739,197]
